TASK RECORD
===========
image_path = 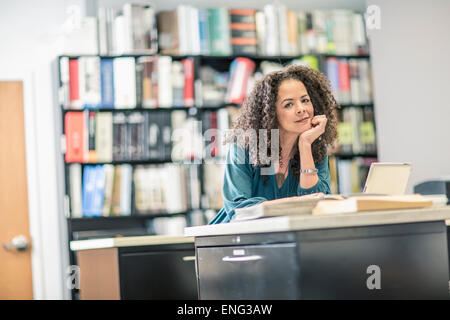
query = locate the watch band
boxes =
[299,168,319,174]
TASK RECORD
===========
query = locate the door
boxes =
[0,81,33,299]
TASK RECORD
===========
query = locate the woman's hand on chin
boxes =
[298,115,327,146]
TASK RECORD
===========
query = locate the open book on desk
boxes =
[312,194,446,215]
[234,194,344,221]
[234,194,447,221]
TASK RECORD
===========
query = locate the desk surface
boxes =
[70,235,194,251]
[185,206,450,237]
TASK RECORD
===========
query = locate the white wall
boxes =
[0,0,84,300]
[367,0,450,193]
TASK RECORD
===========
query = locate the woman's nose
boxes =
[296,101,306,113]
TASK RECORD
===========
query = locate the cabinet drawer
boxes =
[197,243,299,299]
[119,249,197,299]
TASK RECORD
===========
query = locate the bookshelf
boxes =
[56,4,378,291]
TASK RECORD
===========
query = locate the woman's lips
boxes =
[295,117,310,123]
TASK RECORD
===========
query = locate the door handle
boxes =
[3,235,29,252]
[222,255,262,262]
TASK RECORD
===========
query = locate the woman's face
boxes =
[276,79,314,136]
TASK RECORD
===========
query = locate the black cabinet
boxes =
[195,221,450,299]
[197,243,299,299]
[119,244,197,299]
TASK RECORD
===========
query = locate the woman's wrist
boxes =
[298,137,311,151]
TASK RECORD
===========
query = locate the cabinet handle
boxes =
[182,256,196,261]
[222,255,262,262]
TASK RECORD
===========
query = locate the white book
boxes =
[188,165,201,210]
[313,10,328,54]
[157,56,173,107]
[120,164,132,216]
[133,166,148,213]
[113,14,127,55]
[338,160,352,195]
[171,111,187,161]
[59,57,70,107]
[217,108,230,159]
[177,5,189,55]
[219,7,232,56]
[255,11,266,56]
[79,57,101,109]
[358,59,372,104]
[264,4,280,56]
[277,5,290,56]
[332,9,354,55]
[95,112,113,162]
[69,164,82,218]
[352,13,367,53]
[297,12,308,55]
[190,6,201,55]
[113,57,136,108]
[97,7,108,55]
[101,164,114,216]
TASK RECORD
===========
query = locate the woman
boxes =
[209,64,338,224]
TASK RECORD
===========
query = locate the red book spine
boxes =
[229,57,255,104]
[338,60,351,93]
[68,59,81,109]
[65,112,85,163]
[182,58,194,107]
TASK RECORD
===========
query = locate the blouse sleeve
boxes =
[208,144,268,224]
[296,155,332,196]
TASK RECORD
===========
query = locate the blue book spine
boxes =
[82,166,94,217]
[326,58,340,96]
[198,9,210,55]
[91,165,105,216]
[100,58,115,109]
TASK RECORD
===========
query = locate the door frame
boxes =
[17,60,70,299]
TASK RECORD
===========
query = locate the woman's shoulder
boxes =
[226,143,250,165]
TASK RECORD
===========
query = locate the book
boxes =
[95,112,113,162]
[157,10,179,55]
[234,194,344,221]
[65,111,86,163]
[69,164,82,218]
[113,57,137,108]
[226,57,255,104]
[312,194,433,215]
[208,8,232,56]
[229,9,258,55]
[100,58,115,108]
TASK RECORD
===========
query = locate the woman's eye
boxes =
[302,98,310,104]
[284,103,293,108]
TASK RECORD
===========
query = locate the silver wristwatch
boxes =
[299,168,319,174]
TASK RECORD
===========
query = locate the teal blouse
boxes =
[208,144,331,224]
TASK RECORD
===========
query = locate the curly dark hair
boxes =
[225,64,339,180]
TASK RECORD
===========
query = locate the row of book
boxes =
[98,3,158,55]
[64,108,236,163]
[59,56,195,109]
[325,58,372,105]
[329,156,378,194]
[336,106,377,155]
[60,54,373,110]
[68,163,225,218]
[95,3,368,56]
[64,106,376,165]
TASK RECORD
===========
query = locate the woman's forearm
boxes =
[298,140,319,189]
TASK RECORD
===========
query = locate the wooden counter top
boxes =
[70,235,194,251]
[185,206,450,237]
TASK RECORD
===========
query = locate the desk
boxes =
[185,207,450,299]
[70,235,197,299]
